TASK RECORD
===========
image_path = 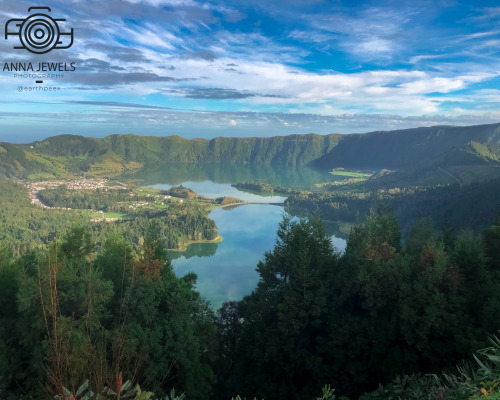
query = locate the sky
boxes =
[0,0,499,143]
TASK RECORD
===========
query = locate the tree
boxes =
[483,213,500,271]
[231,214,337,400]
[116,224,216,400]
[60,225,96,261]
[7,224,217,400]
[0,241,21,399]
[214,301,244,399]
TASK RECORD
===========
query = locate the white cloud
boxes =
[3,103,500,143]
[1,0,499,134]
[307,7,415,61]
[124,0,198,6]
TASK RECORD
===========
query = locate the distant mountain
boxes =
[24,133,342,164]
[363,139,500,189]
[313,123,500,169]
[0,133,341,179]
[1,122,500,182]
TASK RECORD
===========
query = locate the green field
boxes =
[104,212,127,219]
[132,187,160,195]
[80,210,103,219]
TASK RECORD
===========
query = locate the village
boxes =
[22,178,138,222]
[21,178,188,222]
[23,178,127,209]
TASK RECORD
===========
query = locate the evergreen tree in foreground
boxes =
[223,214,339,399]
[220,208,500,399]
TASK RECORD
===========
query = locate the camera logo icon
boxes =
[5,7,74,54]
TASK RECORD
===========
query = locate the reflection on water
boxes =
[168,242,218,260]
[172,205,284,309]
[135,164,347,309]
[148,181,287,203]
[128,162,336,190]
[172,205,346,309]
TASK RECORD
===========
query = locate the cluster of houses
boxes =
[127,194,174,210]
[22,179,185,222]
[23,178,125,209]
[129,201,150,209]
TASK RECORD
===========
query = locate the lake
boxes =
[148,181,288,203]
[140,164,347,309]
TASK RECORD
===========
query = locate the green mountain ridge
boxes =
[313,123,500,169]
[24,133,342,165]
[0,133,342,179]
[1,122,500,182]
[367,141,500,188]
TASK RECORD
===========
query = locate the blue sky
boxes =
[0,0,499,142]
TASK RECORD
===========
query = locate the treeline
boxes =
[126,211,218,249]
[286,179,500,235]
[1,208,499,399]
[215,196,242,205]
[165,185,197,199]
[232,181,302,195]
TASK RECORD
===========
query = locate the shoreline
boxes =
[169,235,223,252]
[218,201,284,208]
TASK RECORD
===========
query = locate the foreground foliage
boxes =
[1,207,499,399]
[216,208,500,399]
[0,225,215,400]
[362,334,500,399]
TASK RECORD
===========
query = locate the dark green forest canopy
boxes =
[215,209,500,400]
[0,225,216,400]
[1,210,500,399]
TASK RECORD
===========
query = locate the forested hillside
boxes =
[0,133,341,179]
[287,178,500,235]
[313,123,500,169]
[1,123,500,181]
[0,180,218,256]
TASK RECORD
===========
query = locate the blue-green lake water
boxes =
[149,181,287,203]
[170,203,346,309]
[173,205,284,309]
[139,165,347,308]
